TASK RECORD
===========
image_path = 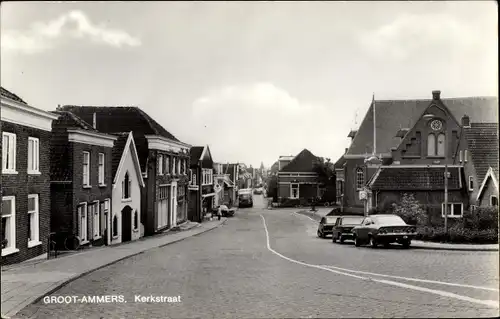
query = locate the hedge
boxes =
[417,225,498,244]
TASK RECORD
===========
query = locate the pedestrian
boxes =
[217,206,222,221]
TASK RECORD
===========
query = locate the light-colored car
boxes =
[351,214,417,248]
[317,215,340,238]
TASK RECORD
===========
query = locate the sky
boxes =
[1,1,497,168]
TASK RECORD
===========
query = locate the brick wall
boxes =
[479,178,499,207]
[1,121,52,265]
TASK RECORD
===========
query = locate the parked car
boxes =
[331,215,365,243]
[317,215,340,238]
[238,189,253,208]
[253,188,263,195]
[351,214,417,248]
[326,208,341,216]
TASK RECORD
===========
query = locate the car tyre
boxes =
[317,230,323,238]
[402,240,411,249]
[369,236,378,248]
[354,236,361,247]
[339,235,345,244]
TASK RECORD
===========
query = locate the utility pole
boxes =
[444,163,449,235]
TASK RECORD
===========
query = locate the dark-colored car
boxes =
[317,215,340,238]
[238,192,253,208]
[331,215,365,243]
[351,214,417,248]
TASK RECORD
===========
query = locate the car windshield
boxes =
[325,217,338,224]
[240,194,251,199]
[342,217,364,225]
[372,215,406,225]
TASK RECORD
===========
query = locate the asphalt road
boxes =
[18,195,499,318]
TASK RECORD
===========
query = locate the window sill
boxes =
[28,240,42,248]
[1,247,20,256]
[93,235,102,240]
[83,185,92,189]
[80,240,90,245]
[441,215,462,218]
[133,229,139,233]
[122,198,133,203]
[28,171,41,175]
[112,235,119,240]
[2,170,18,175]
[99,184,107,188]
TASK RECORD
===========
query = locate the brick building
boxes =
[189,145,214,222]
[50,111,116,248]
[1,87,59,265]
[57,106,190,236]
[339,90,498,217]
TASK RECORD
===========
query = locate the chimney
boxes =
[92,112,97,129]
[432,90,441,100]
[461,114,470,127]
[56,104,61,111]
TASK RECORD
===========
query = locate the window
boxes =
[202,169,213,185]
[164,155,169,174]
[356,167,364,190]
[28,137,40,174]
[464,150,468,163]
[437,133,446,157]
[98,153,105,185]
[290,183,299,199]
[427,134,436,156]
[83,152,90,186]
[192,173,197,185]
[1,196,17,255]
[441,203,463,218]
[122,172,131,199]
[134,210,139,230]
[157,186,169,229]
[172,157,176,175]
[100,200,109,237]
[78,203,88,243]
[112,215,118,237]
[491,196,498,207]
[27,194,40,247]
[92,202,100,239]
[158,154,163,175]
[2,132,17,173]
[177,158,181,175]
[468,176,474,191]
[459,150,463,163]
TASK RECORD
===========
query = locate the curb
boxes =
[12,219,227,317]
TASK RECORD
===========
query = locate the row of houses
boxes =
[0,87,241,265]
[334,90,499,217]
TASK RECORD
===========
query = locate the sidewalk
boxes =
[295,210,499,252]
[1,218,226,318]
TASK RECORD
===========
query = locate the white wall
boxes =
[111,143,143,244]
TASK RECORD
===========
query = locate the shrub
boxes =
[393,193,427,226]
[462,206,498,231]
[417,225,499,244]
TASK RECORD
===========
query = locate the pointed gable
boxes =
[280,149,321,173]
[112,131,145,187]
[190,146,204,167]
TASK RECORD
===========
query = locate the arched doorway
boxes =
[122,205,133,242]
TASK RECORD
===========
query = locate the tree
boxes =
[267,175,278,201]
[313,158,336,202]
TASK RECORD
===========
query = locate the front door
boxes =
[122,206,132,242]
[171,182,177,227]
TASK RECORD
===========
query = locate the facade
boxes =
[222,163,239,206]
[189,145,215,222]
[58,106,190,236]
[110,132,145,244]
[1,87,59,265]
[50,111,116,249]
[277,149,322,203]
[333,151,347,206]
[341,90,498,217]
[213,162,234,207]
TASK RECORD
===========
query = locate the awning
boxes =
[202,193,216,198]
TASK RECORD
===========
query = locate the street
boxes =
[18,195,499,318]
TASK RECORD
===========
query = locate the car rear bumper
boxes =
[375,233,417,242]
[340,233,355,239]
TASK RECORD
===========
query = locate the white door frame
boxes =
[171,181,177,227]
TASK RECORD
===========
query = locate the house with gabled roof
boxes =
[189,145,214,222]
[109,131,145,244]
[343,90,498,218]
[1,87,59,265]
[277,149,323,204]
[57,105,191,235]
[222,163,239,205]
[50,110,116,249]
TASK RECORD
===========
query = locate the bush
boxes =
[393,193,427,226]
[417,225,499,244]
[462,206,498,231]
